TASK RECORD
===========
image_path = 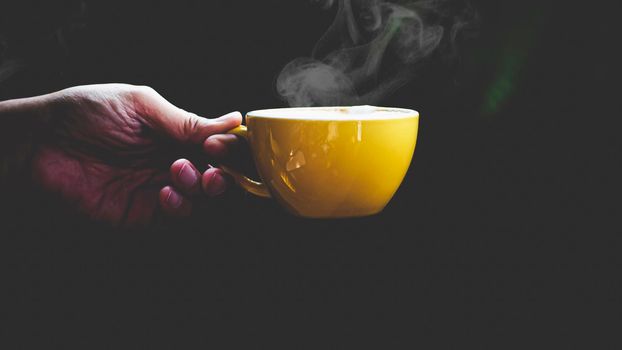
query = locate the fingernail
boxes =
[166,190,183,208]
[178,163,198,188]
[206,172,226,196]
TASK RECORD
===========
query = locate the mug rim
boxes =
[246,105,419,120]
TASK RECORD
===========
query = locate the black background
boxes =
[1,0,619,348]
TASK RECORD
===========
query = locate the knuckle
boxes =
[132,85,158,99]
[181,115,202,142]
[129,85,159,115]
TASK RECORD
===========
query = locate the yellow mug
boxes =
[222,106,419,218]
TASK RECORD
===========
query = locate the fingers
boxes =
[174,110,242,145]
[134,87,242,144]
[170,159,201,196]
[203,134,240,159]
[160,159,230,217]
[201,111,243,141]
[201,167,228,197]
[131,86,240,219]
[159,186,192,217]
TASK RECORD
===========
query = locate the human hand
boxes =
[23,84,241,227]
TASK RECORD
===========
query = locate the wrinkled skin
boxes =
[28,84,242,228]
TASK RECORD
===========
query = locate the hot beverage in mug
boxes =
[223,105,419,218]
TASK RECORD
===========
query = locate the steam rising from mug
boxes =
[277,0,477,107]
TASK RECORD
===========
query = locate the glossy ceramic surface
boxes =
[233,107,419,218]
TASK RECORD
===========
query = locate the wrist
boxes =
[0,93,55,186]
[0,92,55,127]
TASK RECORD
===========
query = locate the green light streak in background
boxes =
[482,48,526,115]
[482,7,545,116]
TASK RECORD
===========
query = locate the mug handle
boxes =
[220,125,272,198]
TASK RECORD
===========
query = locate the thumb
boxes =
[137,87,242,144]
[173,110,242,144]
